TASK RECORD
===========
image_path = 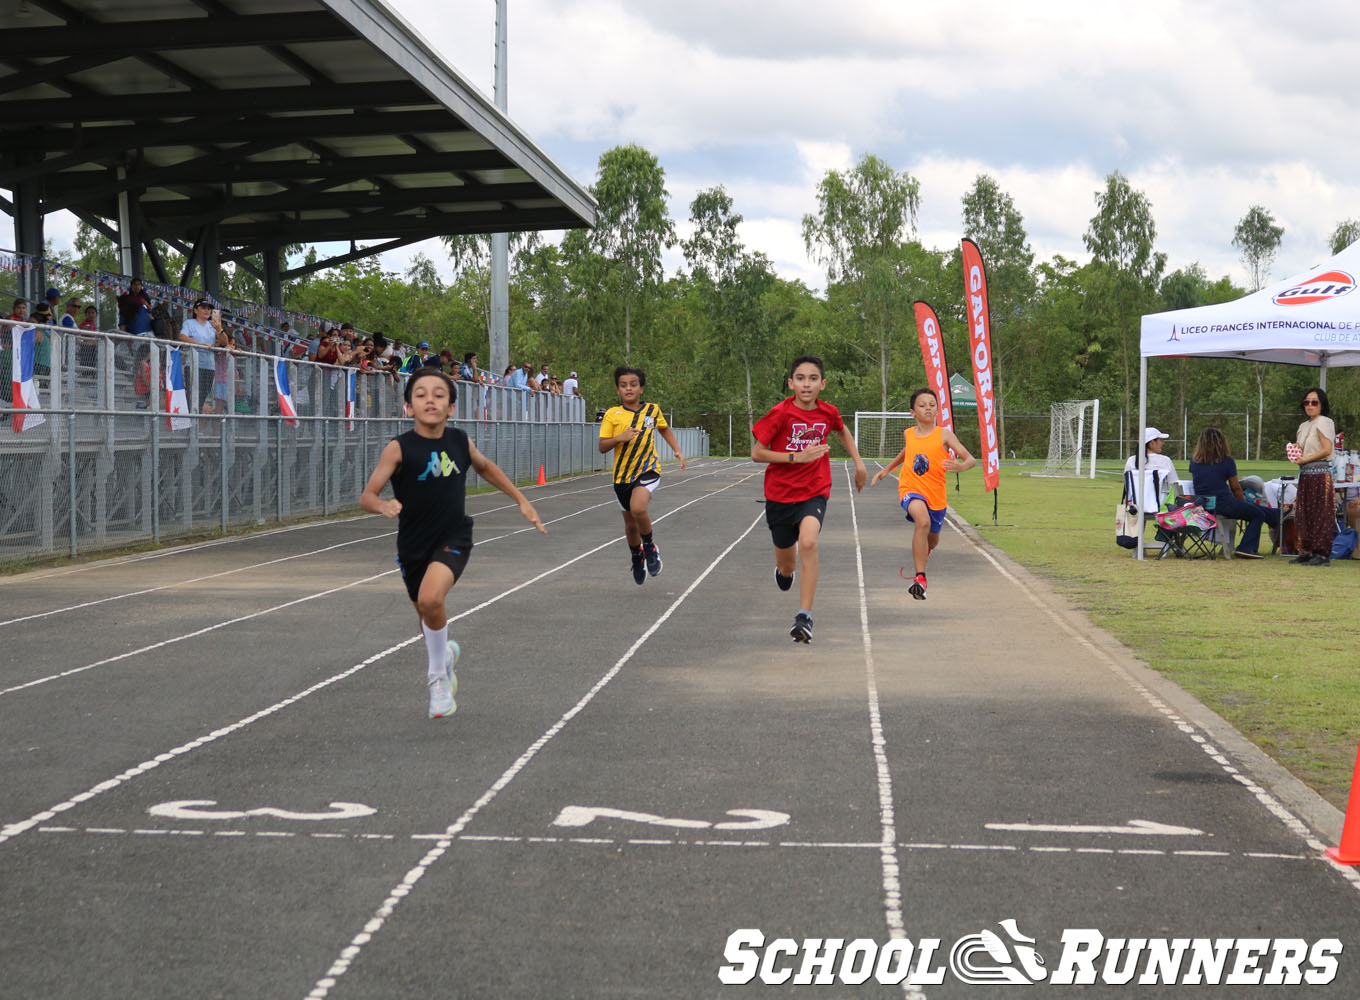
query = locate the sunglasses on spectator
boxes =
[1304,398,1321,406]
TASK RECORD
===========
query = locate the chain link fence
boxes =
[1001,409,1332,464]
[0,324,708,563]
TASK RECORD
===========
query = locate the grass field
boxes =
[936,461,1360,809]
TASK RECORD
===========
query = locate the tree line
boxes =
[71,145,1358,461]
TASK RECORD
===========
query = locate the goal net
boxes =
[1038,399,1099,478]
[854,411,918,462]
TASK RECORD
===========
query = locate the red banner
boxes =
[912,300,953,434]
[961,238,999,491]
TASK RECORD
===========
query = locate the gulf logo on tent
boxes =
[1273,270,1355,306]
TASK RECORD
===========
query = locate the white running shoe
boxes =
[429,639,459,718]
[428,675,455,718]
[446,639,461,693]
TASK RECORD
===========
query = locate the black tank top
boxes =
[391,427,474,560]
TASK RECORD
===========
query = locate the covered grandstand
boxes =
[0,0,596,300]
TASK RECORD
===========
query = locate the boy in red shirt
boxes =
[751,355,867,642]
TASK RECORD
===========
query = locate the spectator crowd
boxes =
[4,282,583,415]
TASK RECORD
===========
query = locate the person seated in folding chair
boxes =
[1188,427,1279,560]
[1123,427,1179,551]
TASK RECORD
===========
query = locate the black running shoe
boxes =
[790,612,813,643]
[1308,554,1331,567]
[774,568,794,591]
[630,549,646,585]
[643,542,662,577]
[908,573,927,601]
[1288,554,1311,565]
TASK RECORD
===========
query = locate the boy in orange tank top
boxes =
[870,387,975,599]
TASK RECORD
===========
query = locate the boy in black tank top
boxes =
[361,368,545,718]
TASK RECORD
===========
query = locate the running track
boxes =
[2,457,1357,998]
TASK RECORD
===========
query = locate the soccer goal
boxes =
[854,411,916,462]
[1038,399,1100,478]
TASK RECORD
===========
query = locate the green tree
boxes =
[1232,205,1284,292]
[1083,170,1166,452]
[1232,205,1285,457]
[802,153,920,412]
[683,186,777,432]
[961,174,1035,457]
[440,232,541,348]
[72,221,119,275]
[1329,219,1360,255]
[589,144,676,361]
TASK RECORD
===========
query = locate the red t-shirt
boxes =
[753,396,844,503]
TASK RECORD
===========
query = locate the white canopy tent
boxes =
[1133,241,1360,558]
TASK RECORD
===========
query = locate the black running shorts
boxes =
[397,538,473,603]
[764,494,828,549]
[614,469,661,511]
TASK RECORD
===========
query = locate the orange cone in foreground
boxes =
[1327,742,1360,865]
[536,464,546,486]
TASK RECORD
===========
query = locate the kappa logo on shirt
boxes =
[417,450,461,480]
[787,422,827,452]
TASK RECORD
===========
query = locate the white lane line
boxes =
[31,826,1314,862]
[0,473,763,848]
[304,509,767,1000]
[0,491,631,699]
[0,629,409,848]
[0,514,378,584]
[0,532,397,628]
[3,464,741,695]
[0,459,722,592]
[846,462,923,1000]
[0,571,393,698]
[471,458,731,516]
[946,515,1360,892]
[0,466,720,628]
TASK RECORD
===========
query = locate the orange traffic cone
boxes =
[1327,742,1360,864]
[536,464,546,486]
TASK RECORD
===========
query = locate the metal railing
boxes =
[0,323,709,561]
[0,321,586,424]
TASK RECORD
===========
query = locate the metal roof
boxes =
[0,0,596,265]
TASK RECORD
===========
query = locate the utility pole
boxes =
[489,0,510,377]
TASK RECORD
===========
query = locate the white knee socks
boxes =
[421,622,449,680]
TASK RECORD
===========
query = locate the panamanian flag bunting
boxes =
[346,370,356,430]
[9,325,45,432]
[164,346,191,430]
[275,358,298,426]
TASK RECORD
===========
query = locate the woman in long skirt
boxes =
[1290,387,1336,566]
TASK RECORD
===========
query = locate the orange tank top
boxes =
[897,426,948,510]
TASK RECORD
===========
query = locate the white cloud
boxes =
[14,0,1360,308]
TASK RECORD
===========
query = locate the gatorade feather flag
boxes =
[164,346,191,430]
[345,370,356,430]
[9,325,45,432]
[961,238,1000,492]
[274,358,298,426]
[912,300,954,434]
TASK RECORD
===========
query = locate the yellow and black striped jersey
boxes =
[600,402,668,484]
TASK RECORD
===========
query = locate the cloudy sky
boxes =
[12,0,1359,294]
[387,0,1359,292]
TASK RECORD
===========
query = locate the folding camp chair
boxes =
[1154,500,1222,559]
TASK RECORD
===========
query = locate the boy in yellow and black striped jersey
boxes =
[599,365,687,584]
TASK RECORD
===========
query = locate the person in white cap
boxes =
[562,371,579,397]
[1123,427,1179,515]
